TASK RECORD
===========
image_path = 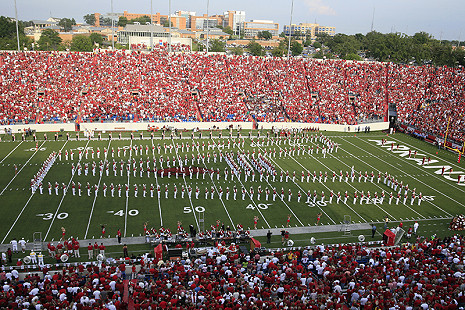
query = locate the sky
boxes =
[1,0,464,41]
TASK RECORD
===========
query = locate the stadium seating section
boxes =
[1,235,465,309]
[0,51,464,140]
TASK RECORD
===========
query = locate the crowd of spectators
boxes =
[450,215,465,231]
[396,65,465,143]
[1,234,465,309]
[186,54,249,122]
[0,51,463,141]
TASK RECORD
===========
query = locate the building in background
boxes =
[86,10,233,47]
[283,23,335,39]
[25,18,114,44]
[117,24,168,45]
[122,10,149,21]
[117,24,192,48]
[316,25,336,37]
[223,11,245,35]
[94,11,160,27]
[92,10,248,33]
[195,28,231,40]
[168,16,187,30]
[93,11,189,29]
[190,15,222,31]
[243,20,279,38]
[175,11,196,29]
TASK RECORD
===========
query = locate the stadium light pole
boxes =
[150,0,153,50]
[287,0,294,59]
[168,0,172,53]
[206,0,210,54]
[111,0,114,50]
[14,0,20,51]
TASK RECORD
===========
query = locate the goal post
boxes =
[443,116,464,158]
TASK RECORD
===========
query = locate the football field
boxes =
[0,129,464,244]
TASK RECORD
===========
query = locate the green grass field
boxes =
[0,129,464,245]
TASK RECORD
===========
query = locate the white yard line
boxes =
[220,141,272,229]
[150,139,164,228]
[236,143,305,226]
[361,136,465,194]
[2,140,69,243]
[253,143,337,225]
[388,135,465,174]
[83,140,112,239]
[0,141,23,164]
[43,140,90,241]
[190,139,235,228]
[230,170,272,229]
[299,138,425,220]
[314,143,427,220]
[165,139,200,231]
[0,140,47,196]
[272,141,368,223]
[123,140,133,237]
[341,137,454,217]
[1,194,36,244]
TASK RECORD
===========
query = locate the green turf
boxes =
[1,130,464,244]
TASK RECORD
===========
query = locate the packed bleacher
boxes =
[0,51,464,141]
[2,234,465,309]
[450,215,465,231]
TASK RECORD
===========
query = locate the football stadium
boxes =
[0,5,465,309]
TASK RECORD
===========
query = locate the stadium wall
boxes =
[128,37,192,49]
[78,122,253,132]
[0,121,389,134]
[0,123,76,134]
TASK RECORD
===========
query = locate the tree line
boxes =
[0,16,31,50]
[36,29,103,52]
[314,31,465,67]
[0,16,106,52]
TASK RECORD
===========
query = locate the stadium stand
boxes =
[0,51,464,143]
[1,235,465,309]
[1,50,465,309]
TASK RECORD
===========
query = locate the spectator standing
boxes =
[413,221,419,234]
[117,229,122,244]
[266,230,272,244]
[10,239,17,253]
[7,248,12,263]
[87,243,93,260]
